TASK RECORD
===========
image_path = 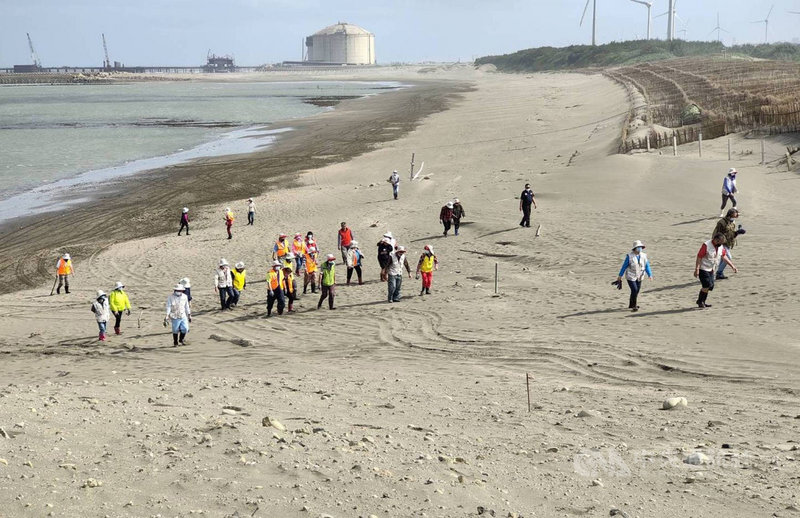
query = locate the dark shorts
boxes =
[699,270,715,290]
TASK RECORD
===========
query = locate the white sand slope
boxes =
[1,69,799,518]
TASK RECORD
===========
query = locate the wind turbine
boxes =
[678,18,689,40]
[752,4,774,43]
[630,0,653,40]
[655,0,678,40]
[709,13,728,43]
[580,0,598,46]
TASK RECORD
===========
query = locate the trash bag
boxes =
[681,103,702,125]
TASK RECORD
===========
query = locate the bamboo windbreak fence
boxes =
[606,56,800,154]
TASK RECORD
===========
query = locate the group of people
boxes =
[177,198,257,239]
[615,168,745,311]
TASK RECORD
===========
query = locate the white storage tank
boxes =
[306,22,375,65]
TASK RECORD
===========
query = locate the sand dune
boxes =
[1,68,799,517]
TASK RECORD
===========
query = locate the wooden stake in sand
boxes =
[494,262,499,294]
[137,310,144,329]
[761,139,766,165]
[698,131,703,158]
[526,373,532,412]
[788,152,793,172]
[409,153,415,180]
[49,274,59,296]
[672,135,677,156]
[535,224,541,237]
[728,138,732,161]
[646,135,650,152]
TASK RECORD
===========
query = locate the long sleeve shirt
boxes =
[618,254,652,279]
[166,293,191,320]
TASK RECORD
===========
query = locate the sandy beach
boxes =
[1,67,799,518]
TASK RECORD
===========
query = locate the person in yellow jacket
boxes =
[56,253,74,294]
[109,281,132,335]
[415,245,439,296]
[272,233,290,261]
[224,207,235,239]
[303,246,318,294]
[282,262,297,312]
[317,254,337,310]
[266,261,285,317]
[230,262,246,307]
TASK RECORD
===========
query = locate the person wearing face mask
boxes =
[214,258,234,310]
[90,290,110,341]
[712,208,745,280]
[694,233,738,309]
[415,245,439,295]
[165,284,191,347]
[720,168,738,217]
[616,240,653,312]
[317,254,337,310]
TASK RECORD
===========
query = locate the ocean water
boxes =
[0,80,398,220]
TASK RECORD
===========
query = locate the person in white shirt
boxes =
[388,170,400,200]
[387,246,412,302]
[247,198,256,225]
[165,284,191,346]
[616,240,653,312]
[720,168,738,217]
[90,290,110,341]
[214,258,234,310]
[694,233,738,309]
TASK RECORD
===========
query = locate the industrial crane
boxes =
[26,33,41,68]
[102,33,110,69]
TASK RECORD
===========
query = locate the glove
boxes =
[736,228,746,235]
[188,316,192,323]
[126,309,131,316]
[163,317,168,327]
[611,280,623,290]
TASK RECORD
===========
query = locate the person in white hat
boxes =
[377,233,395,282]
[224,207,235,239]
[90,289,110,342]
[246,198,255,226]
[694,233,737,309]
[720,168,738,217]
[179,277,192,306]
[452,198,466,236]
[55,253,74,294]
[178,207,190,236]
[266,261,285,317]
[388,169,400,200]
[108,281,132,335]
[165,284,191,346]
[415,245,439,295]
[214,258,234,310]
[230,262,246,307]
[346,241,364,285]
[387,245,412,302]
[317,253,337,310]
[616,240,653,312]
[439,202,455,237]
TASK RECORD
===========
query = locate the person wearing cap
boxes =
[303,236,319,294]
[317,254,337,310]
[179,277,192,306]
[388,169,400,200]
[415,245,439,295]
[616,240,653,312]
[439,202,454,237]
[519,183,537,227]
[109,281,132,335]
[230,262,247,307]
[214,258,234,310]
[165,284,191,346]
[178,207,190,236]
[337,222,355,265]
[712,208,745,280]
[720,168,738,217]
[224,207,235,239]
[273,233,290,262]
[266,261,285,317]
[292,233,307,274]
[346,241,364,285]
[282,262,297,313]
[387,246,412,302]
[377,233,395,282]
[90,290,110,342]
[694,233,738,309]
[452,199,466,236]
[246,198,255,226]
[56,253,74,294]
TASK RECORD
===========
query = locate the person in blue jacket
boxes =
[616,240,653,312]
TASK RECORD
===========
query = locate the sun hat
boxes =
[279,233,287,238]
[272,261,282,268]
[396,246,406,253]
[728,168,737,174]
[351,240,358,247]
[182,207,189,213]
[393,169,398,173]
[326,254,336,262]
[247,198,253,201]
[446,202,454,208]
[114,281,124,290]
[96,290,106,297]
[284,252,295,260]
[234,261,244,269]
[219,258,229,267]
[63,253,71,260]
[173,284,185,291]
[383,231,393,238]
[631,240,645,250]
[225,207,231,212]
[424,245,433,253]
[453,198,459,203]
[294,232,302,238]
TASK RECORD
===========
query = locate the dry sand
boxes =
[1,67,800,518]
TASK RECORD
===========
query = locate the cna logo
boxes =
[573,449,632,478]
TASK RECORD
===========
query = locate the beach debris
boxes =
[592,478,604,487]
[82,478,103,488]
[0,427,10,439]
[577,410,596,418]
[0,458,7,465]
[610,509,630,518]
[262,416,286,431]
[684,452,711,465]
[662,397,688,410]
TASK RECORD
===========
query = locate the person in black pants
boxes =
[178,207,190,235]
[519,184,537,227]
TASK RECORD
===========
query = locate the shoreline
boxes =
[0,76,471,294]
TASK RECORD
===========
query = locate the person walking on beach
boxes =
[224,207,235,239]
[713,208,745,280]
[165,284,191,347]
[415,245,439,295]
[230,262,246,307]
[273,233,290,262]
[282,262,297,313]
[694,233,738,309]
[720,168,738,217]
[317,254,337,310]
[303,244,318,294]
[387,246,412,302]
[346,241,364,285]
[56,253,74,294]
[377,234,395,282]
[266,261,285,317]
[179,277,192,306]
[338,222,355,264]
[247,198,255,226]
[90,290,110,342]
[452,198,465,236]
[440,202,454,237]
[178,207,190,236]
[109,281,131,335]
[616,240,653,312]
[292,233,307,274]
[388,169,400,200]
[519,183,537,227]
[214,258,234,310]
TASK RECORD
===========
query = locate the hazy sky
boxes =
[1,0,798,67]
